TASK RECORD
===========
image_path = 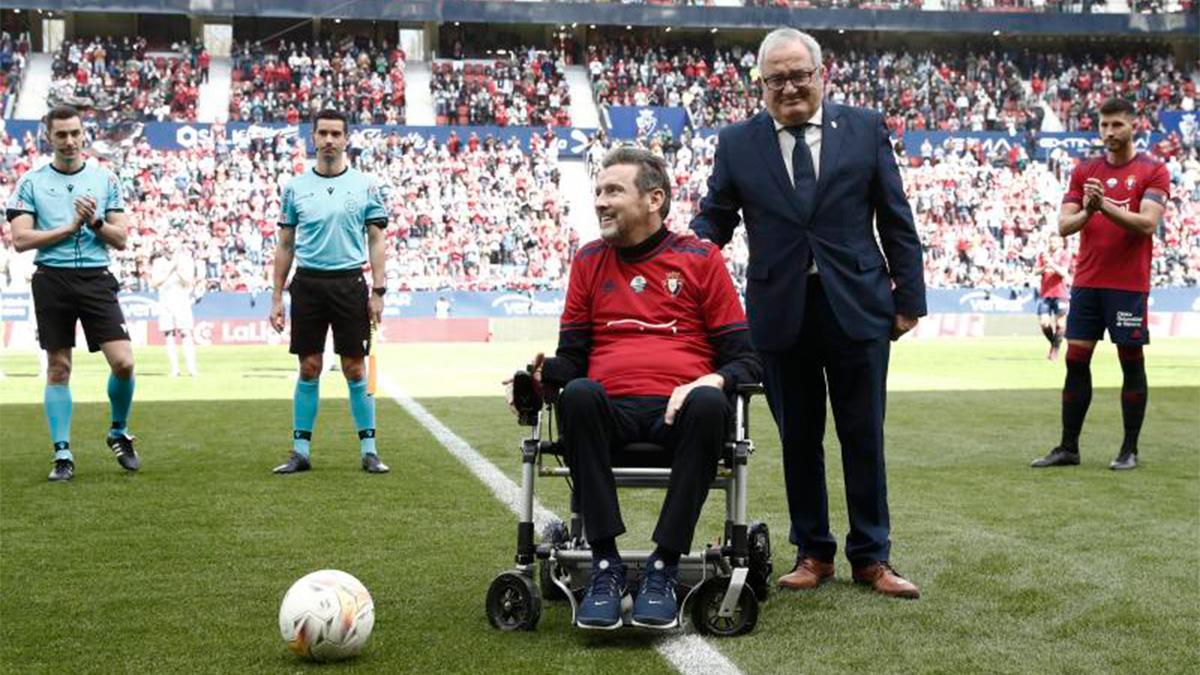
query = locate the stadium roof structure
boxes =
[7,0,1198,36]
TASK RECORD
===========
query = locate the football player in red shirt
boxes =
[1033,235,1071,361]
[1032,98,1169,471]
[508,148,761,630]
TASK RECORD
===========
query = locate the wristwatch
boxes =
[89,218,105,231]
[372,287,387,297]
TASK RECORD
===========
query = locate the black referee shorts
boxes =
[288,268,371,358]
[31,265,130,352]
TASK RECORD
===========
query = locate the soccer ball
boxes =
[278,570,375,662]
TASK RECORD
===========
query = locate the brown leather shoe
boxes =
[777,556,835,590]
[852,561,920,599]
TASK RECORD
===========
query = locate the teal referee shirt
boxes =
[279,167,389,270]
[5,161,125,268]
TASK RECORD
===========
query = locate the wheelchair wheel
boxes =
[538,520,570,601]
[690,576,758,637]
[747,521,773,601]
[486,572,541,631]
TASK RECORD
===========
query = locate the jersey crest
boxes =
[664,271,683,297]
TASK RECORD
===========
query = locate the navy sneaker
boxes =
[106,433,140,472]
[576,558,626,630]
[361,453,390,474]
[48,459,74,482]
[632,557,679,629]
[273,452,311,474]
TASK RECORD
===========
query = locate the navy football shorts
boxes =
[1065,287,1149,346]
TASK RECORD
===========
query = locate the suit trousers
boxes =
[557,378,729,554]
[760,276,892,566]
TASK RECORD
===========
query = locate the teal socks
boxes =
[292,377,320,457]
[45,384,73,461]
[347,377,377,457]
[107,374,135,437]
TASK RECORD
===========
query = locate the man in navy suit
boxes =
[691,28,926,599]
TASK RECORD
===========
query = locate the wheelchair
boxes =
[486,371,773,637]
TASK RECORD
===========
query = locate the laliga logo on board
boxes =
[957,290,1030,313]
[491,294,565,317]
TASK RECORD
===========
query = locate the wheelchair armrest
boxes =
[735,383,764,399]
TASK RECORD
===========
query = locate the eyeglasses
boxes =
[761,68,819,91]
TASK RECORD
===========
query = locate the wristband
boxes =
[89,218,104,231]
[372,287,387,297]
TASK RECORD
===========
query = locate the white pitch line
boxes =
[380,376,745,675]
[381,376,557,532]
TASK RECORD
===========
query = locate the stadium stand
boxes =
[228,38,407,125]
[0,123,576,294]
[595,129,1200,291]
[430,48,572,126]
[47,37,203,122]
[587,40,762,127]
[0,4,1196,295]
[588,40,1096,134]
[0,31,28,119]
[1035,51,1196,132]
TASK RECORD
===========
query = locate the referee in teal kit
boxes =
[5,105,140,482]
[269,109,391,475]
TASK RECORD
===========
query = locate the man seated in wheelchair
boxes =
[511,147,762,630]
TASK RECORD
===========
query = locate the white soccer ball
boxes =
[278,570,375,662]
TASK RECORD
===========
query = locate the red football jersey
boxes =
[1063,153,1170,293]
[560,231,748,398]
[1038,249,1071,299]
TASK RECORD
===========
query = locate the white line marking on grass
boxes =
[380,376,744,675]
[381,377,557,531]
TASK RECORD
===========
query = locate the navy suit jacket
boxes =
[691,103,927,349]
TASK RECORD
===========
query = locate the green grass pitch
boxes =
[1,338,1197,674]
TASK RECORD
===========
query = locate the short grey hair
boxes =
[757,28,822,72]
[601,146,672,220]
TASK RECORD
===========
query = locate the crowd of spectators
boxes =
[0,31,29,118]
[1034,51,1197,133]
[588,41,762,128]
[829,49,1042,134]
[431,48,572,127]
[48,37,205,123]
[0,123,574,294]
[0,114,1196,296]
[229,38,407,125]
[587,39,1200,138]
[587,42,1047,133]
[591,127,1199,291]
